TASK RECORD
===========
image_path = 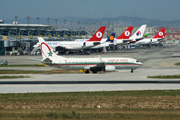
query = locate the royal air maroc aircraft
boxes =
[38,37,142,73]
[114,26,134,45]
[128,24,147,43]
[33,26,106,54]
[135,28,166,46]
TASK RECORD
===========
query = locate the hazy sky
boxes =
[1,0,180,21]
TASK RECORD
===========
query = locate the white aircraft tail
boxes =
[38,37,65,60]
[130,24,146,40]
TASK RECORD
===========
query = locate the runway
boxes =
[1,83,180,93]
[0,44,179,93]
[1,80,180,84]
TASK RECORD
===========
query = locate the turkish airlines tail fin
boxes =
[87,26,106,42]
[116,26,134,39]
[153,28,166,38]
[130,25,146,40]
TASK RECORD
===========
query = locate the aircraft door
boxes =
[83,42,86,47]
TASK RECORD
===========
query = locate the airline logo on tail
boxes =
[125,31,130,36]
[153,28,166,39]
[110,35,114,40]
[106,33,115,43]
[40,42,53,58]
[159,32,163,36]
[87,26,106,41]
[136,31,141,36]
[96,32,102,38]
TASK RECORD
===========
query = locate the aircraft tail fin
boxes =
[130,25,146,40]
[105,33,115,43]
[87,26,106,42]
[153,28,166,38]
[143,32,149,38]
[116,26,134,39]
[38,37,65,60]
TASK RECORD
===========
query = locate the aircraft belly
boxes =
[115,64,140,69]
[56,64,86,70]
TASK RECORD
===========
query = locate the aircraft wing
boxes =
[84,63,105,71]
[84,56,105,71]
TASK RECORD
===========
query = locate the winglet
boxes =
[87,26,106,42]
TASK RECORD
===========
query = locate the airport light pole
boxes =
[47,17,50,37]
[77,21,80,36]
[26,16,31,37]
[36,17,40,36]
[63,19,66,37]
[55,18,58,37]
[70,21,73,39]
[85,22,87,30]
[15,16,18,41]
[71,21,73,29]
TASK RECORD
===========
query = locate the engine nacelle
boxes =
[105,65,115,71]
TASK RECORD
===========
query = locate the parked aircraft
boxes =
[33,26,106,54]
[143,32,149,38]
[135,28,166,45]
[128,25,147,43]
[38,37,142,73]
[90,33,115,52]
[114,26,134,45]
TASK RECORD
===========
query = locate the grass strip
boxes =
[0,90,180,120]
[175,62,180,66]
[0,69,79,74]
[0,64,45,67]
[148,75,180,79]
[0,75,31,79]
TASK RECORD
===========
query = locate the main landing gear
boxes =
[85,70,90,74]
[84,70,97,74]
[131,69,134,73]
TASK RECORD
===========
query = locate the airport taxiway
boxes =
[0,44,179,93]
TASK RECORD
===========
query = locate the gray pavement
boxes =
[0,44,179,93]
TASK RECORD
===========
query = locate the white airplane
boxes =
[38,37,142,73]
[135,28,166,45]
[90,33,115,52]
[128,24,147,43]
[114,26,134,45]
[33,26,106,52]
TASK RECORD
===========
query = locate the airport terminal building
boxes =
[0,23,88,55]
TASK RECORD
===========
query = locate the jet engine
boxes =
[105,65,116,71]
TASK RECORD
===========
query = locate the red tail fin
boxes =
[116,26,134,39]
[153,28,166,38]
[87,26,106,41]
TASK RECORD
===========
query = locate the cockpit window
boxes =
[136,60,139,62]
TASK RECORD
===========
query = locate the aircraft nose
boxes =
[139,62,143,66]
[136,60,143,65]
[138,62,143,66]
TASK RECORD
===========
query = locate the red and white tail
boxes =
[116,26,134,39]
[153,28,166,38]
[87,26,106,41]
